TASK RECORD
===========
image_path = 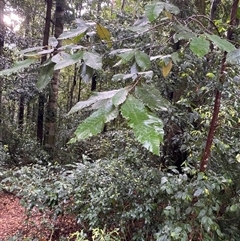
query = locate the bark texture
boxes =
[44,0,64,148]
[0,0,5,142]
[37,0,52,144]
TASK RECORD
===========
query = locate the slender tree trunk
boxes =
[200,0,239,172]
[0,0,5,142]
[69,64,77,110]
[91,74,97,91]
[44,0,64,148]
[26,101,31,120]
[18,94,24,130]
[37,0,52,144]
[77,77,81,101]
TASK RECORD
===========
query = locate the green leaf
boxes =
[19,46,44,55]
[69,109,105,142]
[135,84,169,111]
[164,2,180,15]
[80,64,94,83]
[68,89,121,114]
[121,95,164,155]
[112,73,135,82]
[49,37,58,48]
[135,51,151,70]
[83,52,102,69]
[145,2,164,22]
[118,49,136,63]
[112,87,129,106]
[128,17,150,33]
[96,23,112,47]
[190,36,210,57]
[145,2,179,22]
[54,51,83,70]
[138,71,153,81]
[0,58,37,76]
[58,27,88,40]
[128,25,150,33]
[226,49,240,64]
[69,104,118,143]
[36,62,55,91]
[174,30,195,42]
[205,33,235,52]
[230,204,238,212]
[150,54,171,61]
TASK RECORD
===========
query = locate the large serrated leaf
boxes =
[0,58,38,76]
[190,36,210,58]
[36,62,55,91]
[69,104,118,143]
[19,46,44,55]
[69,108,106,142]
[54,51,83,70]
[112,87,129,106]
[105,105,119,122]
[205,33,235,52]
[96,23,112,47]
[83,52,102,69]
[135,51,151,70]
[135,84,169,111]
[68,89,121,114]
[226,49,240,64]
[121,95,164,155]
[58,27,88,40]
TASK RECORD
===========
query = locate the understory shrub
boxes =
[1,158,240,241]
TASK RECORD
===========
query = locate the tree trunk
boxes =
[37,0,52,144]
[195,0,206,15]
[200,0,239,172]
[18,94,24,130]
[44,0,64,149]
[0,0,5,142]
[69,64,77,110]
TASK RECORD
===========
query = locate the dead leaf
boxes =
[162,60,173,78]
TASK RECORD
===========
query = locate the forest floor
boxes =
[0,192,81,241]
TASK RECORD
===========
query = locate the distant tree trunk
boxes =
[195,0,206,15]
[0,0,5,142]
[91,74,97,91]
[44,0,64,149]
[69,64,77,110]
[18,94,24,130]
[77,78,82,102]
[26,101,31,120]
[37,0,52,144]
[210,0,221,21]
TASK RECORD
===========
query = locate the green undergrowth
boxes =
[1,157,240,241]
